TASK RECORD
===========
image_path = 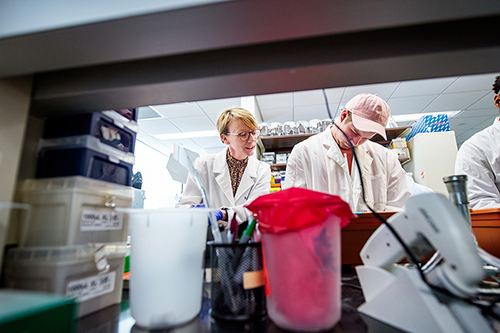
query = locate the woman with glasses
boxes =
[177,107,271,228]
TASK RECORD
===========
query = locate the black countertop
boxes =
[76,269,403,333]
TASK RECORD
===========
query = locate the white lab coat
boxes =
[455,117,500,210]
[177,148,271,224]
[284,127,412,212]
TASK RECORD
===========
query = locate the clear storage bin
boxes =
[20,176,134,247]
[3,243,127,317]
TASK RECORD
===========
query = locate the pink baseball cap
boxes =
[344,93,390,140]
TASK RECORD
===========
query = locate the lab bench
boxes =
[76,274,404,333]
[342,208,500,266]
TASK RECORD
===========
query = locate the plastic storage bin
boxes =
[3,243,127,318]
[36,135,134,186]
[43,112,137,154]
[20,176,134,247]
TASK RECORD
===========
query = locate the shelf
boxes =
[370,126,412,144]
[261,126,412,151]
[270,163,286,170]
[260,133,315,150]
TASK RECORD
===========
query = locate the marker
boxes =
[239,218,257,244]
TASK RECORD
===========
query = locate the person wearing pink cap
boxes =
[284,93,412,212]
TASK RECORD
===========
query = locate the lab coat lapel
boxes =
[234,157,258,203]
[213,149,235,206]
[323,130,348,171]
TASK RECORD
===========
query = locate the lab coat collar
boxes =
[213,148,235,206]
[213,148,260,205]
[493,117,500,132]
[322,127,347,169]
[234,156,259,203]
[355,143,373,177]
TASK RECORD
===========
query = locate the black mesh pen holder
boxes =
[208,242,267,321]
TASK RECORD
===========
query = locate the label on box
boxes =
[80,210,123,231]
[66,271,116,302]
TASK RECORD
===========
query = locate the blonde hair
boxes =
[216,107,258,135]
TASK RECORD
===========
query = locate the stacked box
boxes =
[39,111,138,186]
[37,135,135,186]
[261,152,275,164]
[44,112,138,154]
[3,243,127,317]
[20,176,134,247]
[405,114,450,141]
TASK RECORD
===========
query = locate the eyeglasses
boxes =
[226,129,261,141]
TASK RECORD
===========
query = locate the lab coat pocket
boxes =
[367,174,387,211]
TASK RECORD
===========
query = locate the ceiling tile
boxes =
[138,118,180,135]
[450,115,493,131]
[137,137,173,157]
[196,97,242,115]
[387,95,437,115]
[152,102,205,118]
[136,130,156,144]
[391,77,457,98]
[474,116,497,129]
[157,138,203,155]
[168,115,215,132]
[326,103,342,119]
[293,89,324,106]
[204,146,227,155]
[457,108,498,118]
[293,104,330,122]
[444,73,497,93]
[467,92,496,110]
[256,92,293,109]
[423,91,488,113]
[323,87,346,104]
[137,106,163,120]
[191,136,225,149]
[341,82,400,104]
[260,107,293,123]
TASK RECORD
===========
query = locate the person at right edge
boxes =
[455,74,500,210]
[284,93,412,212]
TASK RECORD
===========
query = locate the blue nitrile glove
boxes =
[191,203,206,208]
[214,210,224,221]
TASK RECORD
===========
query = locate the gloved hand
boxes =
[191,204,206,208]
[191,204,223,226]
[214,210,224,221]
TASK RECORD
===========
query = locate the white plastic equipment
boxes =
[356,193,497,333]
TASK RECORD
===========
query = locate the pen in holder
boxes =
[208,241,266,321]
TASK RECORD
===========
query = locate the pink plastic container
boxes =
[246,188,353,332]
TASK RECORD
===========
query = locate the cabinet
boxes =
[259,126,411,170]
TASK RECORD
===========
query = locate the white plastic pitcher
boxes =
[120,207,210,329]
